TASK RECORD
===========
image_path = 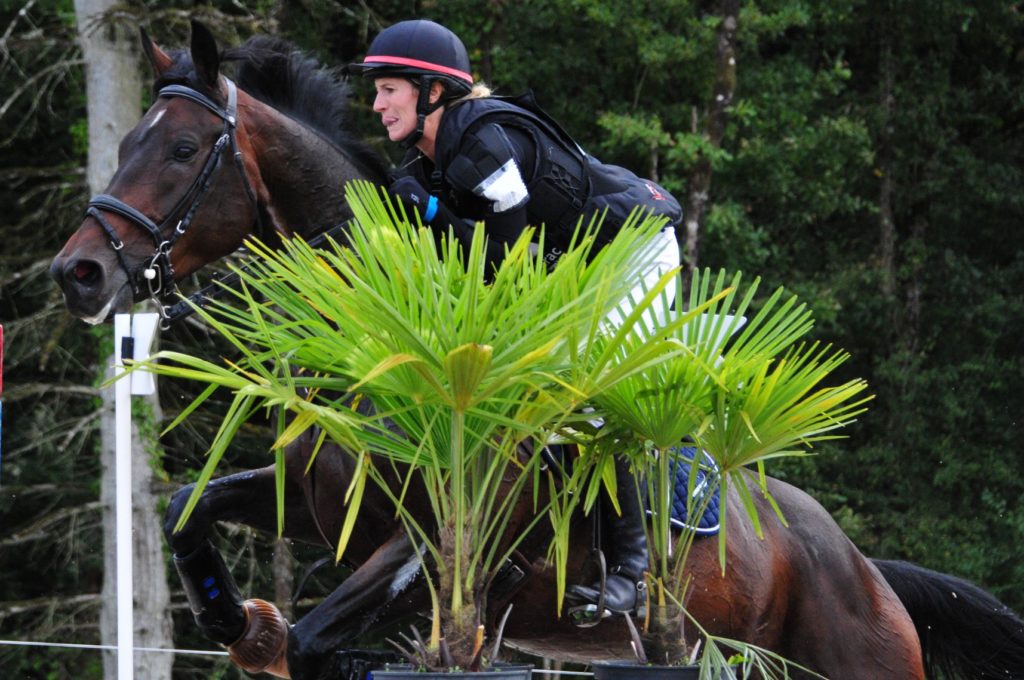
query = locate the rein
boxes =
[84,78,267,316]
[160,220,351,328]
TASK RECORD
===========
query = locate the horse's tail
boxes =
[873,558,1024,679]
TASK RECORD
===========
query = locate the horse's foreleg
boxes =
[286,531,423,680]
[164,465,318,649]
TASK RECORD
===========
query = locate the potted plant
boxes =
[574,269,871,679]
[138,180,685,676]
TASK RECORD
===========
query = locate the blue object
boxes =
[647,446,721,536]
[424,195,439,222]
[202,575,221,600]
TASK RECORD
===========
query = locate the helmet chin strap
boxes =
[400,77,446,149]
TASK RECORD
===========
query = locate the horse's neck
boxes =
[241,97,370,239]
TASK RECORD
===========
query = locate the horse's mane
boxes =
[155,36,389,184]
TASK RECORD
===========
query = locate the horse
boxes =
[50,21,1024,680]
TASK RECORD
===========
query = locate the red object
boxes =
[1,324,4,480]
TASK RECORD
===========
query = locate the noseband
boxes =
[85,78,265,314]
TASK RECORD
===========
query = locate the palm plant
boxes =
[580,268,872,676]
[137,180,684,671]
[134,181,867,676]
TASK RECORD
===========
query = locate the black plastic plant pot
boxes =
[370,664,533,679]
[591,660,701,679]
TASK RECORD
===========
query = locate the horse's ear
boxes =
[189,20,220,90]
[139,27,173,76]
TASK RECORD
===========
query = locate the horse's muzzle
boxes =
[50,251,132,323]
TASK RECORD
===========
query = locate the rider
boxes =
[348,18,683,616]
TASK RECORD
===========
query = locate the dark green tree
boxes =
[2,2,1022,677]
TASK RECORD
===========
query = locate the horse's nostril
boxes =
[71,260,101,286]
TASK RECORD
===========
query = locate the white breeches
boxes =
[602,226,681,333]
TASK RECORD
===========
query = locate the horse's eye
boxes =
[173,144,197,161]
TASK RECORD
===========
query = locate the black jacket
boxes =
[397,93,682,267]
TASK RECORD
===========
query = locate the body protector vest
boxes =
[398,93,683,263]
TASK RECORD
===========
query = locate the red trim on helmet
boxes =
[362,55,473,85]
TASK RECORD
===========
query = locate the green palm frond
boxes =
[579,267,871,600]
[131,180,682,663]
[127,179,867,673]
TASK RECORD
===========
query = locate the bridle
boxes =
[84,78,266,317]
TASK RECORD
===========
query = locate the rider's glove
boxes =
[387,177,506,279]
[388,176,460,228]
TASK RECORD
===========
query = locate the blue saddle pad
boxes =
[647,446,721,536]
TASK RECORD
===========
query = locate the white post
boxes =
[113,313,134,680]
[112,312,159,680]
[129,314,159,397]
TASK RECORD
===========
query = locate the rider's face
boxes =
[373,77,419,143]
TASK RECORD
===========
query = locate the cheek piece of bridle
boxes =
[84,78,266,317]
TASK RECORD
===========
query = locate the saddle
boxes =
[651,446,721,536]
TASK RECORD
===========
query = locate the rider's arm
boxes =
[390,122,537,275]
[388,176,510,272]
[445,122,535,248]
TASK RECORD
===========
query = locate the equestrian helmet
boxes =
[349,19,473,97]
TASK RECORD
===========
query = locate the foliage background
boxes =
[1,0,1021,677]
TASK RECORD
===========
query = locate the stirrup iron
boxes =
[569,548,607,628]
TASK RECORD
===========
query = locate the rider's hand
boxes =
[388,177,506,282]
[388,176,435,223]
[388,176,468,235]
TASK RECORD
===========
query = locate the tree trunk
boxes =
[878,17,897,306]
[74,2,173,678]
[683,0,740,281]
[904,216,925,353]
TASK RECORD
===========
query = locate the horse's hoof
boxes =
[227,598,291,678]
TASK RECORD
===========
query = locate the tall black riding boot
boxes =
[566,456,648,614]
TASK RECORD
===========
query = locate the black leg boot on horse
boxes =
[165,473,295,677]
[567,456,648,620]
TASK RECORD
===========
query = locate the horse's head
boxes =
[51,21,267,323]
